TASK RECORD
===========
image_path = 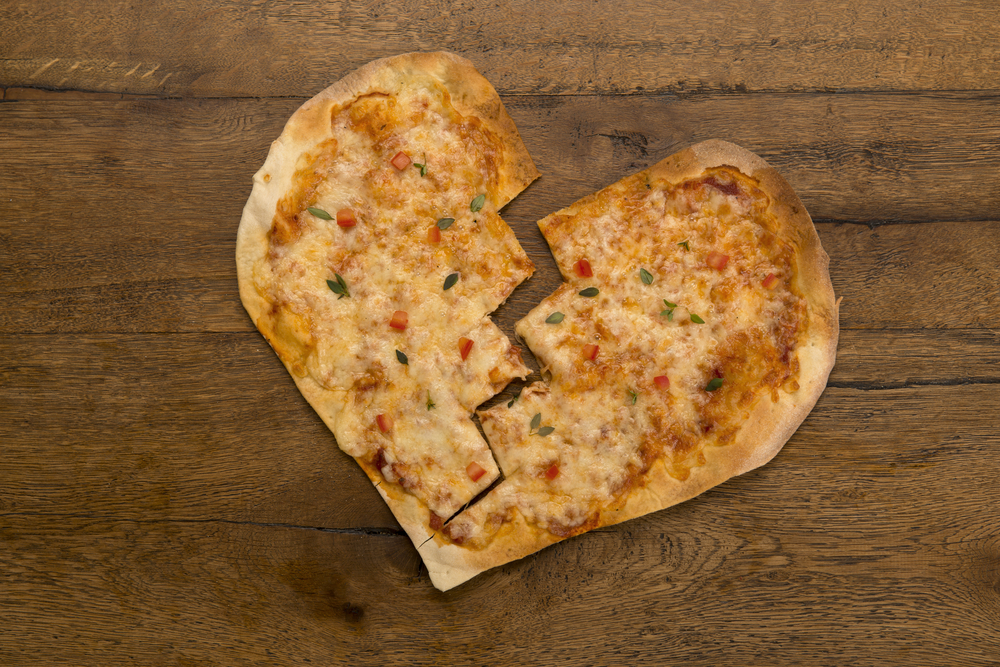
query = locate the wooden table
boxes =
[3,2,999,664]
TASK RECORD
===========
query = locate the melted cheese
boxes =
[255,83,533,519]
[445,168,804,547]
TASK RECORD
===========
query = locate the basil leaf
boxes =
[307,207,332,220]
[545,312,565,324]
[470,194,486,212]
[536,426,555,437]
[327,276,349,299]
[530,413,541,430]
[396,350,408,365]
[690,314,705,324]
[640,268,654,285]
[436,217,455,230]
[443,272,459,291]
[579,287,600,297]
[706,377,724,391]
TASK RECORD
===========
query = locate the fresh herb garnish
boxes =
[663,299,677,308]
[443,272,459,291]
[427,393,436,410]
[690,313,705,324]
[529,412,554,436]
[413,162,427,177]
[396,349,408,365]
[507,387,522,408]
[706,377,724,392]
[470,194,486,212]
[660,299,676,319]
[628,389,638,405]
[326,273,350,299]
[579,287,600,297]
[677,240,690,251]
[307,206,332,220]
[640,268,654,285]
[545,312,565,324]
[436,217,455,230]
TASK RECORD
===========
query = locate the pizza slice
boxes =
[419,140,839,590]
[236,53,539,546]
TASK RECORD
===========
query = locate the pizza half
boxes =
[419,140,839,590]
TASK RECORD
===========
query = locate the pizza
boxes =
[423,140,839,589]
[235,52,538,543]
[236,52,839,593]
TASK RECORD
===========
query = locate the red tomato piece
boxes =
[336,208,357,227]
[545,464,560,481]
[706,251,730,270]
[466,461,486,482]
[389,310,408,330]
[653,375,670,390]
[427,225,441,243]
[458,337,474,360]
[582,343,599,361]
[762,273,779,289]
[390,151,411,170]
[575,259,593,278]
[376,414,393,433]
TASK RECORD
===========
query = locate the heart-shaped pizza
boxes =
[236,52,839,591]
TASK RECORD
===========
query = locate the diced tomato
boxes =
[466,461,486,482]
[458,337,474,360]
[653,375,670,390]
[389,310,408,331]
[762,273,779,289]
[575,258,593,278]
[376,414,393,433]
[429,513,443,531]
[706,251,729,270]
[582,343,599,361]
[427,225,441,243]
[390,151,411,170]
[545,464,560,481]
[336,208,357,227]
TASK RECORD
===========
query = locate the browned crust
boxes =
[235,52,539,568]
[418,140,839,591]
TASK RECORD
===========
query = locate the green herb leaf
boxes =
[427,393,436,410]
[640,268,654,285]
[706,377,724,392]
[470,194,486,212]
[326,273,350,299]
[545,312,565,324]
[443,272,459,291]
[530,413,541,430]
[536,426,555,437]
[413,162,427,177]
[678,240,690,251]
[628,389,638,405]
[307,206,332,220]
[396,349,408,365]
[579,287,600,297]
[436,217,455,230]
[690,313,705,324]
[507,387,522,408]
[663,299,677,308]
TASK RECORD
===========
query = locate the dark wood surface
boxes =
[2,2,998,665]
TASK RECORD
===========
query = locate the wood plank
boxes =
[3,378,998,666]
[2,96,999,333]
[2,1,999,97]
[3,330,998,525]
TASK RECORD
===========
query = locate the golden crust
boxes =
[235,52,539,575]
[418,140,839,591]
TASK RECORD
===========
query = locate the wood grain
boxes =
[2,1,999,97]
[4,381,999,665]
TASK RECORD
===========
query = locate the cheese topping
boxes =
[444,167,805,547]
[252,80,534,519]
